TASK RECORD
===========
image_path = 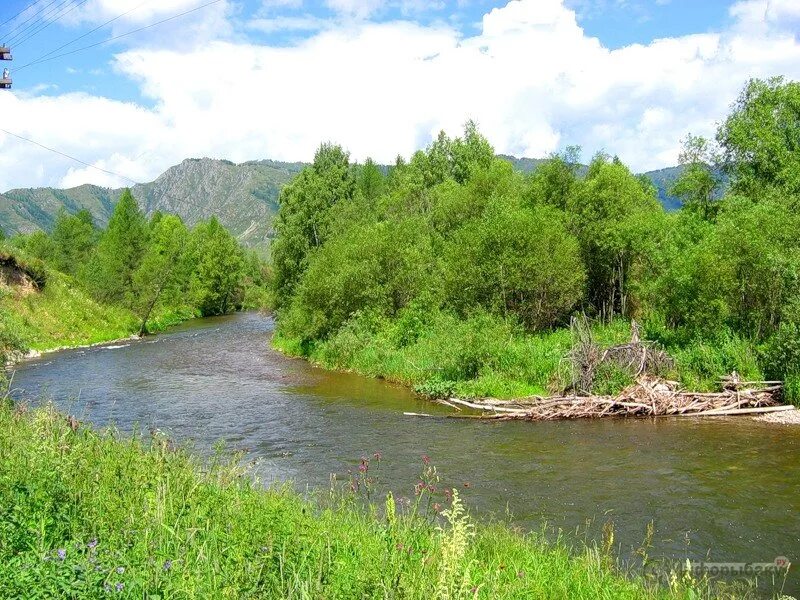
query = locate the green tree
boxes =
[131,215,189,334]
[356,158,385,202]
[271,143,355,309]
[717,77,800,197]
[670,134,722,220]
[189,217,245,316]
[525,146,581,210]
[50,209,96,276]
[568,156,663,319]
[86,189,149,304]
[281,217,437,341]
[443,203,585,330]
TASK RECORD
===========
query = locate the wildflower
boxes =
[116,583,124,592]
[104,584,111,593]
[87,539,98,550]
[427,484,436,493]
[444,489,453,502]
[422,454,430,465]
[517,570,525,578]
[396,543,404,551]
[373,451,382,462]
[358,462,367,473]
[414,482,425,496]
[116,566,125,575]
[163,560,172,571]
[57,549,66,561]
[433,503,442,513]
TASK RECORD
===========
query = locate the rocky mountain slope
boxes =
[0,158,304,248]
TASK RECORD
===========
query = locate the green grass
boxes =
[1,273,139,352]
[0,402,722,599]
[274,303,772,400]
[0,245,197,357]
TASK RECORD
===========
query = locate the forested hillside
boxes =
[1,189,269,363]
[270,77,800,404]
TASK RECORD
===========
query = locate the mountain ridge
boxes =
[0,156,687,247]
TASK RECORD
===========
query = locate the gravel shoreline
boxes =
[753,407,800,424]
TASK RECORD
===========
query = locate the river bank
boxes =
[10,312,799,596]
[0,400,733,599]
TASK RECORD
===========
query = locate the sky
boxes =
[0,0,798,190]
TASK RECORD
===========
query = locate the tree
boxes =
[670,134,722,220]
[525,146,581,210]
[356,158,385,202]
[50,209,96,275]
[717,77,800,197]
[271,143,355,308]
[189,217,245,316]
[568,155,663,320]
[131,215,189,334]
[443,203,585,330]
[281,217,437,341]
[86,189,149,304]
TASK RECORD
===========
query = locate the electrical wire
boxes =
[2,0,63,44]
[15,0,224,72]
[0,0,43,33]
[5,0,76,46]
[0,128,138,184]
[13,0,92,49]
[15,0,150,67]
[0,128,227,216]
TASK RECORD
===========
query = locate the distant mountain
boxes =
[0,154,711,248]
[0,158,305,248]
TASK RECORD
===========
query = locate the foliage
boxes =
[1,192,268,356]
[0,403,711,599]
[86,189,149,305]
[188,217,246,317]
[717,76,800,197]
[272,80,800,399]
[669,135,722,220]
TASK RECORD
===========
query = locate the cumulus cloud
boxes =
[1,0,799,191]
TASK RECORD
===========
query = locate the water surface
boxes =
[10,313,800,595]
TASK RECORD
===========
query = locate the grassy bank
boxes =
[0,401,721,599]
[273,308,765,400]
[0,257,196,359]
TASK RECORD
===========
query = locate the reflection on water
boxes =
[10,312,800,594]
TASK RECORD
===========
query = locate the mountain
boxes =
[0,158,305,248]
[0,155,703,248]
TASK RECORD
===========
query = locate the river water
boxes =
[9,312,800,595]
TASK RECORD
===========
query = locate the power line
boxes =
[0,128,222,215]
[0,0,43,33]
[14,0,92,49]
[5,0,75,46]
[16,0,224,72]
[0,128,138,184]
[2,0,62,43]
[16,0,151,67]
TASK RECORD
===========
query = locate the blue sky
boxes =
[0,0,797,190]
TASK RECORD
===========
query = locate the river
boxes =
[9,312,800,595]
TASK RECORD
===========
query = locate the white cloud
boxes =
[1,0,800,192]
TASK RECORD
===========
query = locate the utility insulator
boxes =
[0,46,11,89]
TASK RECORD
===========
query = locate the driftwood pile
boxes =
[434,375,789,421]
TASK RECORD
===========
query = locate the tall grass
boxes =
[0,402,718,599]
[274,308,764,399]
